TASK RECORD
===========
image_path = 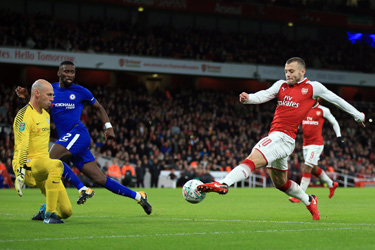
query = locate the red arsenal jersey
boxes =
[302,104,341,146]
[302,105,325,146]
[269,78,315,139]
[245,78,363,140]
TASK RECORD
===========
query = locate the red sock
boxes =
[315,167,323,176]
[303,173,311,178]
[242,159,255,172]
[277,180,292,192]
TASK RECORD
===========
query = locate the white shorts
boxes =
[253,131,295,171]
[303,144,324,167]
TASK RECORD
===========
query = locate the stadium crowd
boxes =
[1,8,375,73]
[1,81,374,189]
[1,1,375,188]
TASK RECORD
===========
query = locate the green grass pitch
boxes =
[1,187,375,250]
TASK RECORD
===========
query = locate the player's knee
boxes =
[60,206,73,219]
[50,160,64,178]
[274,179,288,189]
[83,168,107,185]
[93,175,107,185]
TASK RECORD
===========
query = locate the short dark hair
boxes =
[60,61,75,66]
[286,57,306,69]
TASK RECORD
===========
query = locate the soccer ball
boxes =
[182,179,206,204]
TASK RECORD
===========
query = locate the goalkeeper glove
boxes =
[337,137,346,149]
[15,167,25,197]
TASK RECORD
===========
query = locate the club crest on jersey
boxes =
[19,122,26,132]
[316,111,321,116]
[301,88,308,95]
[69,94,76,100]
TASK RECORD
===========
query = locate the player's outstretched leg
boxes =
[197,181,228,194]
[62,162,95,205]
[32,203,46,221]
[306,195,320,220]
[198,160,254,194]
[137,191,152,215]
[104,177,152,215]
[329,182,339,198]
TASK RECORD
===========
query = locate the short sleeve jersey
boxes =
[50,82,96,137]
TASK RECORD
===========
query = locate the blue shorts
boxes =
[55,124,95,171]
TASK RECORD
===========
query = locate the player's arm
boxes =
[92,100,115,139]
[13,112,31,197]
[240,80,282,104]
[15,86,30,100]
[321,106,341,137]
[321,106,346,148]
[312,82,365,126]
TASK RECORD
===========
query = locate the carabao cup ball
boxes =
[182,179,206,204]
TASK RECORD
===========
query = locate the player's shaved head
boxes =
[30,79,54,112]
[31,79,51,94]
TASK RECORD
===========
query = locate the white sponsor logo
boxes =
[54,103,75,109]
[303,117,319,125]
[277,95,299,108]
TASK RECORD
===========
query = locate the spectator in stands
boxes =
[168,168,177,181]
[200,169,214,184]
[177,165,199,187]
[0,159,13,188]
[107,158,122,183]
[135,159,146,188]
[121,159,135,187]
[149,157,163,188]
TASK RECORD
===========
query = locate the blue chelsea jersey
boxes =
[51,82,96,137]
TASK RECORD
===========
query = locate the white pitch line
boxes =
[1,227,374,243]
[1,213,375,227]
[147,217,375,226]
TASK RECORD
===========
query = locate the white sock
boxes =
[78,186,88,193]
[300,177,311,192]
[318,171,333,187]
[284,181,310,205]
[220,164,251,186]
[135,192,141,201]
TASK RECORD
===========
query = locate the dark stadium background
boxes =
[0,0,374,189]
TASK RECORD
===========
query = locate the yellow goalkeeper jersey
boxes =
[13,103,51,171]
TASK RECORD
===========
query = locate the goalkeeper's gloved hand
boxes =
[337,137,346,149]
[15,167,25,197]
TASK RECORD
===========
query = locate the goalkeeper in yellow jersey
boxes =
[13,79,72,224]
